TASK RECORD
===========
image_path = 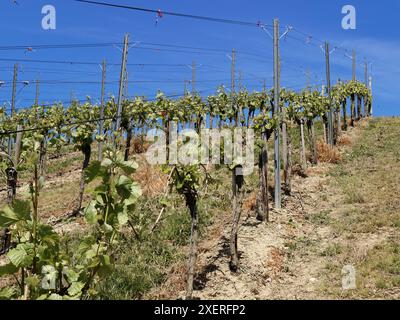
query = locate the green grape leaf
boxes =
[85,161,103,183]
[117,211,129,226]
[0,263,18,276]
[67,281,85,297]
[0,200,31,227]
[119,160,139,175]
[7,243,35,268]
[84,201,99,225]
[116,175,133,199]
[0,287,18,300]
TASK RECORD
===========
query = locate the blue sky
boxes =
[0,0,398,116]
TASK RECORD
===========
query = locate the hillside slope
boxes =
[157,117,400,300]
[2,118,399,300]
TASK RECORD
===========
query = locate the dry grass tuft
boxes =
[317,140,342,164]
[267,247,285,276]
[356,118,369,129]
[337,134,352,146]
[243,192,257,212]
[132,136,150,154]
[146,262,187,299]
[134,161,168,197]
[292,164,308,178]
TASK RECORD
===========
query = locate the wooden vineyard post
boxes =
[321,85,328,143]
[273,18,282,209]
[325,42,334,146]
[335,80,342,139]
[257,126,269,222]
[230,165,244,272]
[115,34,129,142]
[357,95,362,121]
[350,93,355,127]
[350,49,356,126]
[368,76,373,116]
[14,125,22,166]
[39,139,47,177]
[335,105,341,142]
[300,118,307,173]
[257,82,270,222]
[185,190,199,300]
[209,99,213,130]
[322,114,328,143]
[307,119,318,165]
[229,46,245,269]
[342,99,348,131]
